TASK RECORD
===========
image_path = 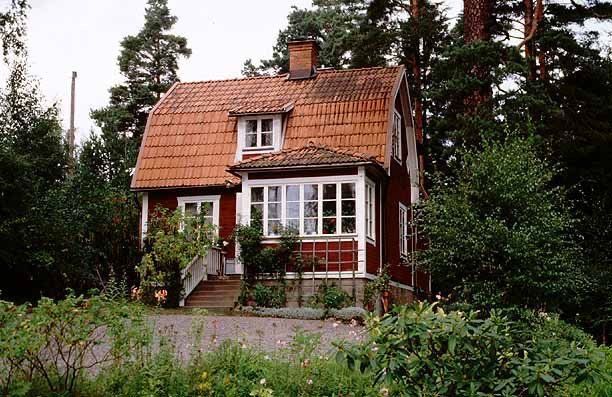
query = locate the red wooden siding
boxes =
[380,84,429,291]
[262,240,359,273]
[147,187,237,259]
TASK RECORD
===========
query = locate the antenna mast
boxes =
[68,71,77,163]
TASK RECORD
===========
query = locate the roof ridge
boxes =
[175,65,402,87]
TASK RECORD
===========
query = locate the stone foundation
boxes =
[258,277,415,308]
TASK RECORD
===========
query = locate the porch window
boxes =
[399,202,409,258]
[251,182,357,237]
[365,182,375,241]
[392,110,402,162]
[245,117,274,148]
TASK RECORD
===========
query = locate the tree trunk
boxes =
[463,0,494,112]
[524,0,538,81]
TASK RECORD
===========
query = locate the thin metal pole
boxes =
[68,71,77,166]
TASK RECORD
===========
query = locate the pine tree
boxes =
[91,0,191,186]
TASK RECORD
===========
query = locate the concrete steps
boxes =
[184,278,242,309]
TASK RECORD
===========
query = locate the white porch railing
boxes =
[179,247,225,306]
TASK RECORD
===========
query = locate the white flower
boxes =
[380,387,390,396]
[260,378,266,385]
[307,379,313,385]
[264,355,270,360]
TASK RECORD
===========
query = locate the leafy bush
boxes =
[337,302,608,397]
[329,307,367,322]
[252,283,286,308]
[420,137,585,312]
[363,266,391,308]
[137,207,215,307]
[0,294,148,396]
[251,307,326,320]
[308,282,352,309]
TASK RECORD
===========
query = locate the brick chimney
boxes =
[287,39,318,80]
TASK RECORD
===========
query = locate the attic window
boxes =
[392,110,402,162]
[245,118,274,148]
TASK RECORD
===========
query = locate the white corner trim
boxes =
[141,192,148,244]
[357,167,366,274]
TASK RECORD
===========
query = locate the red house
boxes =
[131,40,429,308]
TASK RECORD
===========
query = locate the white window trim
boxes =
[177,195,221,229]
[392,109,402,163]
[239,171,367,275]
[250,182,358,238]
[365,179,376,243]
[235,114,283,161]
[399,202,409,259]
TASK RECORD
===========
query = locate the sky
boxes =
[9,0,465,144]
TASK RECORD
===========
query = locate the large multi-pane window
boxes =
[250,182,357,237]
[399,202,409,258]
[365,182,375,241]
[245,118,273,148]
[392,110,402,162]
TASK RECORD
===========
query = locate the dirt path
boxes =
[150,314,365,360]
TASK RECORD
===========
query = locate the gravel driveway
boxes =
[150,314,365,360]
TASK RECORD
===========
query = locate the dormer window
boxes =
[246,118,273,148]
[235,114,284,161]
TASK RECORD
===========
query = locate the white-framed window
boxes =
[245,117,274,149]
[249,182,357,237]
[236,115,283,161]
[365,181,375,241]
[177,195,220,229]
[392,110,402,162]
[399,202,409,258]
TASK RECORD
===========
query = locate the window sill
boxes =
[262,233,358,242]
[243,146,275,152]
[366,236,376,245]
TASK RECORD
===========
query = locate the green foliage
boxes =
[363,265,391,308]
[91,0,191,185]
[337,302,609,397]
[233,219,299,282]
[0,294,149,396]
[137,207,215,307]
[308,282,351,310]
[420,137,585,312]
[252,283,286,308]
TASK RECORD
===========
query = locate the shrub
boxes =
[0,294,149,396]
[309,283,352,310]
[252,283,286,308]
[329,307,368,322]
[420,137,585,312]
[252,307,326,320]
[337,302,608,397]
[137,207,215,307]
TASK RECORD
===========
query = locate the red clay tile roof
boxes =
[230,143,380,171]
[132,66,404,189]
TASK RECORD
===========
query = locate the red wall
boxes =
[365,178,381,275]
[147,187,237,258]
[380,82,429,292]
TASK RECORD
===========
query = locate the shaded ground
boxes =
[150,314,365,360]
